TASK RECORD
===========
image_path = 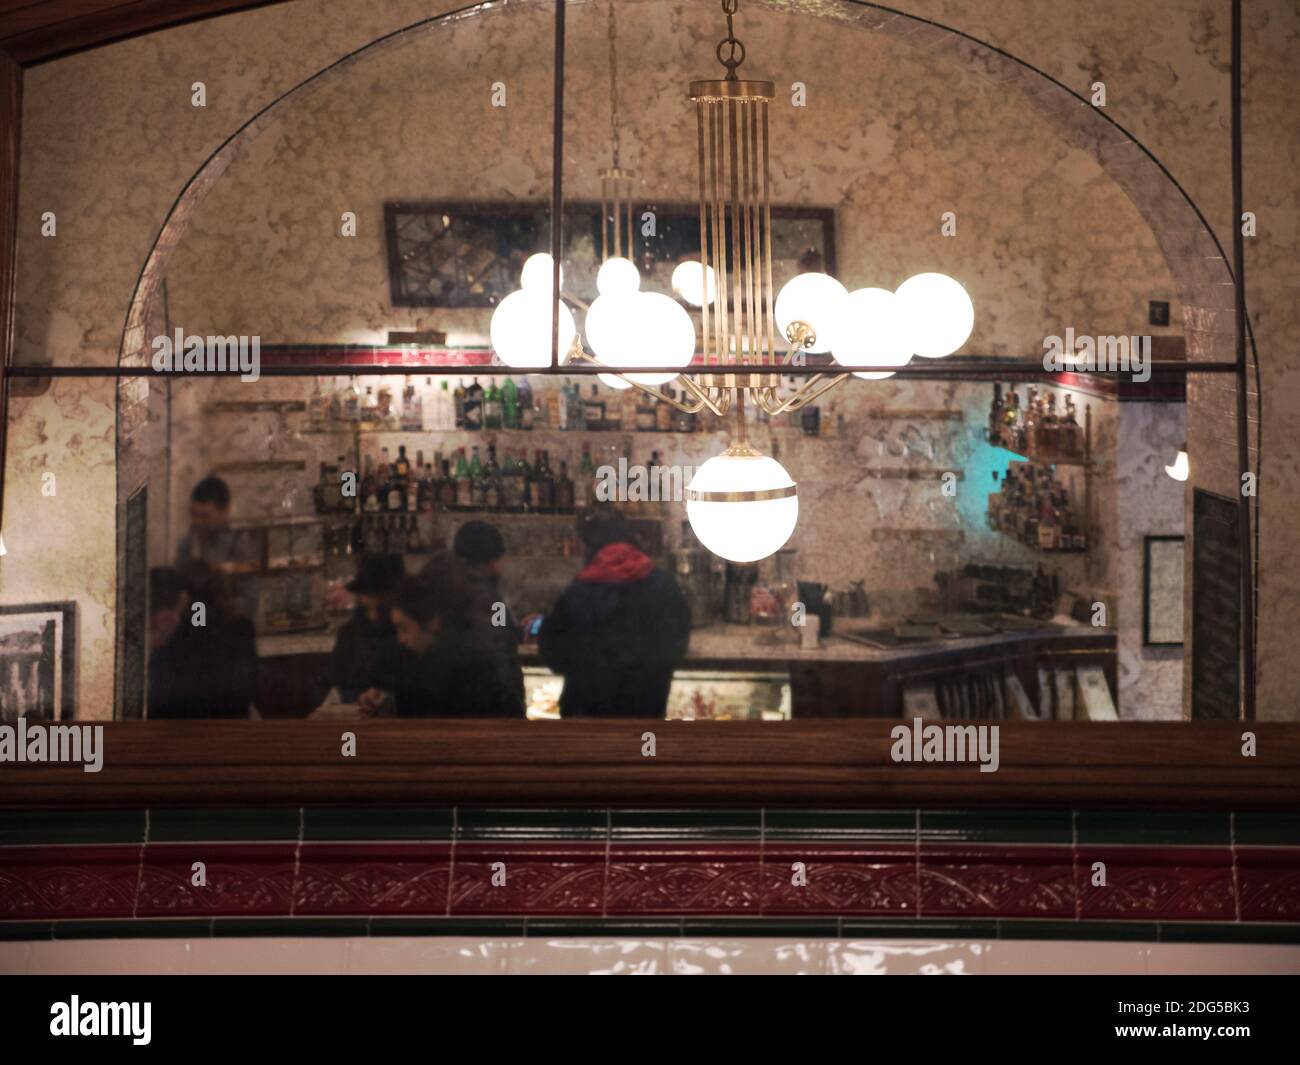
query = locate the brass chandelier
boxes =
[490,0,975,562]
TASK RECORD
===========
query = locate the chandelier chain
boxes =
[717,0,745,80]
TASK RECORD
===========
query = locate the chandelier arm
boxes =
[564,351,715,414]
[762,371,851,415]
[676,373,731,417]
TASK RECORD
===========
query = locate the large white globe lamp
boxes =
[827,287,912,380]
[895,272,973,358]
[774,272,848,353]
[686,444,799,563]
[490,288,576,369]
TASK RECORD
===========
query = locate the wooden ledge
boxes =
[1,721,1297,809]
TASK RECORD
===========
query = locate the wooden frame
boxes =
[0,600,77,721]
[382,200,837,309]
[1,720,1297,809]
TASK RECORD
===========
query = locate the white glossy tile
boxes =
[670,939,826,975]
[348,936,511,975]
[0,941,33,975]
[25,938,192,975]
[825,939,988,975]
[985,939,1149,975]
[184,936,350,975]
[508,938,668,975]
[1145,943,1300,975]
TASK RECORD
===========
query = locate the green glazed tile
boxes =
[150,807,301,842]
[0,922,53,941]
[211,917,369,938]
[370,917,525,938]
[0,809,145,845]
[611,808,761,841]
[998,920,1159,942]
[920,809,1072,844]
[524,918,686,938]
[1234,812,1300,847]
[304,807,454,842]
[841,919,999,940]
[53,919,211,940]
[1158,922,1300,945]
[456,808,608,841]
[765,809,916,843]
[1076,811,1230,846]
[681,918,840,938]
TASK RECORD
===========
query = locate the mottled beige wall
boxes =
[4,0,1294,718]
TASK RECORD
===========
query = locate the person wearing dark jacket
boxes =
[147,564,258,719]
[539,514,690,718]
[329,553,405,702]
[368,571,523,718]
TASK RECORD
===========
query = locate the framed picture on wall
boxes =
[1143,535,1185,647]
[384,200,836,309]
[0,601,77,722]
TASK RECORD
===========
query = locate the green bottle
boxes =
[484,382,503,429]
[502,377,519,429]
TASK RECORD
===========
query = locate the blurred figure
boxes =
[539,513,690,718]
[447,520,524,709]
[175,475,256,566]
[147,563,258,719]
[360,570,522,718]
[328,553,405,703]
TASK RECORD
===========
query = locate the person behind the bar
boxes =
[175,475,256,567]
[442,520,524,709]
[147,563,258,719]
[360,570,523,718]
[539,511,690,718]
[328,553,405,703]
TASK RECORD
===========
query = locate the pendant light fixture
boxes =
[491,0,975,562]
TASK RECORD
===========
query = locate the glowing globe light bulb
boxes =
[686,446,799,563]
[774,272,848,353]
[596,256,641,298]
[490,288,577,369]
[671,260,716,307]
[520,252,562,292]
[895,272,973,358]
[826,287,912,380]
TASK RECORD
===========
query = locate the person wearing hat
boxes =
[328,553,406,704]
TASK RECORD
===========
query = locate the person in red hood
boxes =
[539,512,691,718]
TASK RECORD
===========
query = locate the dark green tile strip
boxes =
[610,808,761,841]
[1076,811,1231,846]
[0,809,146,845]
[766,809,915,842]
[456,808,608,841]
[1235,812,1300,847]
[150,807,301,842]
[920,809,1073,844]
[304,807,454,842]
[3,917,1298,945]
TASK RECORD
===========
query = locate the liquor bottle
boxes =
[499,451,518,511]
[584,384,605,431]
[436,380,453,430]
[801,402,821,436]
[308,379,330,428]
[406,470,420,513]
[656,388,674,431]
[1040,394,1059,454]
[622,389,639,432]
[604,390,623,432]
[401,377,422,431]
[556,460,575,513]
[518,377,535,430]
[1024,387,1039,454]
[327,377,343,423]
[502,377,519,429]
[484,444,502,511]
[418,464,434,511]
[463,379,484,430]
[576,444,595,510]
[422,377,437,432]
[557,382,570,431]
[453,379,467,428]
[438,459,457,509]
[528,449,548,511]
[517,450,534,511]
[343,377,362,422]
[484,381,503,429]
[1002,387,1020,451]
[386,466,404,512]
[394,445,411,480]
[987,383,1003,444]
[467,445,484,508]
[405,514,422,552]
[567,383,586,431]
[1062,396,1082,456]
[452,448,471,508]
[377,447,391,485]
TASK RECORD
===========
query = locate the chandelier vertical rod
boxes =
[761,99,776,369]
[713,101,728,370]
[728,99,743,369]
[696,99,711,371]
